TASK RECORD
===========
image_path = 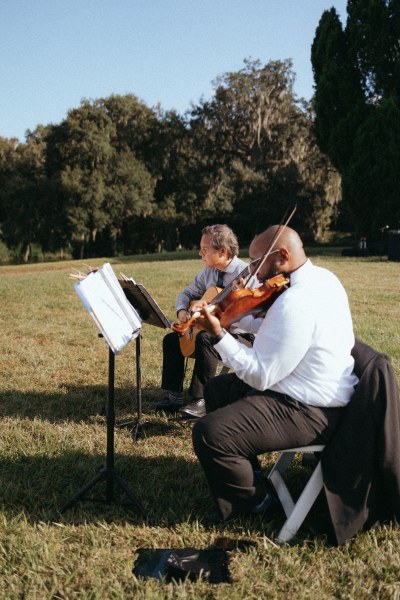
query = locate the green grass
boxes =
[0,254,399,598]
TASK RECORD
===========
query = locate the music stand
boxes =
[116,275,171,440]
[61,264,147,515]
[60,346,147,516]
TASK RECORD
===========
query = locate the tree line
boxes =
[1,0,399,262]
[0,58,339,261]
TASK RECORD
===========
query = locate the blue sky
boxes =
[1,0,347,141]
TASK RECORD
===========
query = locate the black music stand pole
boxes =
[60,347,147,516]
[116,334,151,441]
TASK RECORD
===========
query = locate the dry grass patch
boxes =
[0,255,399,598]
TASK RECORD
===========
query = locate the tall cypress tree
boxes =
[311,8,366,172]
[312,1,400,238]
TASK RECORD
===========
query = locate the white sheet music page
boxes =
[74,263,142,354]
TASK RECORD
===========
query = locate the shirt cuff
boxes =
[210,329,227,345]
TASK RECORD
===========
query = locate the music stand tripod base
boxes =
[60,465,146,515]
[60,347,147,518]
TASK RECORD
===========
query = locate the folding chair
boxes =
[265,337,392,544]
[267,445,325,543]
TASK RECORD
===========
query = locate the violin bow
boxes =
[244,204,297,285]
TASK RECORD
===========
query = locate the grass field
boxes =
[0,252,399,599]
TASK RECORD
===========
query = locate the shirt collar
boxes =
[289,258,312,285]
[218,255,239,275]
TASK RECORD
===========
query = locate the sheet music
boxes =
[119,274,171,329]
[74,263,142,354]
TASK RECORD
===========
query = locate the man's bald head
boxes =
[253,225,304,255]
[249,225,307,278]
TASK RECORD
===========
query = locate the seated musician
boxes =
[191,224,359,523]
[155,223,255,419]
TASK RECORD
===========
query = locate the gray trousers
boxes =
[192,372,344,520]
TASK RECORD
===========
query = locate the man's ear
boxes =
[279,248,290,263]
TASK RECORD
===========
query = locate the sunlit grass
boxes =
[0,254,399,598]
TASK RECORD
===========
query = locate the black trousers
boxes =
[162,330,253,400]
[192,372,344,520]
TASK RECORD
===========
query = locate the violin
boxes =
[218,273,288,328]
[171,204,296,337]
[171,273,288,335]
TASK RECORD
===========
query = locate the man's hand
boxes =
[177,309,190,324]
[231,276,246,291]
[189,300,204,312]
[195,303,223,337]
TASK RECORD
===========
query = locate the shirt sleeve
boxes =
[175,270,208,312]
[215,295,314,391]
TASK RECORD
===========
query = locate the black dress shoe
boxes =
[153,396,183,413]
[204,493,279,526]
[179,398,206,418]
[251,491,279,514]
[250,478,280,515]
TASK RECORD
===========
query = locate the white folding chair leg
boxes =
[275,462,323,543]
[268,453,297,516]
[267,445,324,543]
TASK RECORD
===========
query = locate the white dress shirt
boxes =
[215,259,359,407]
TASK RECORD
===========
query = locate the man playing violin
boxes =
[155,223,255,418]
[191,224,359,523]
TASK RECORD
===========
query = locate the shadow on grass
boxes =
[0,384,173,426]
[0,447,334,544]
[0,450,204,525]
